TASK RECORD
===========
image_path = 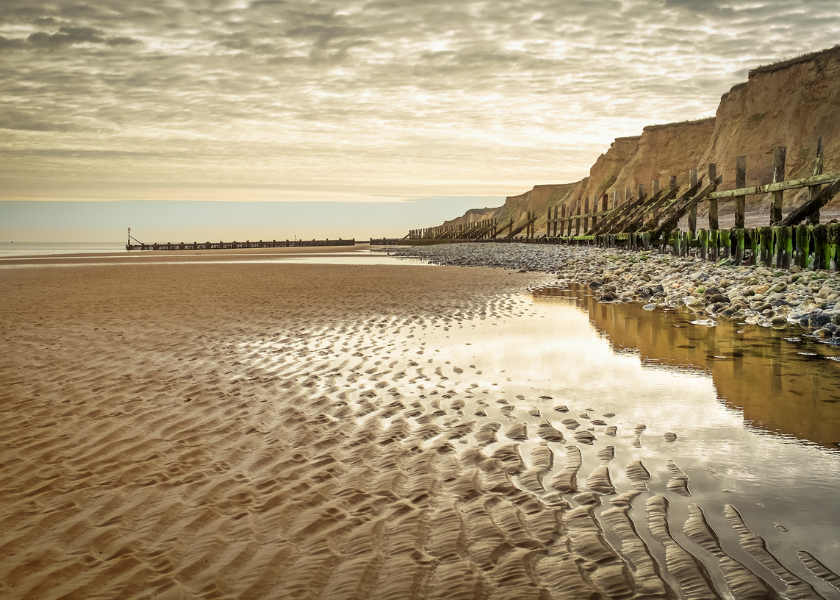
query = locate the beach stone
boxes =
[754,285,770,294]
[809,311,831,328]
[770,315,788,327]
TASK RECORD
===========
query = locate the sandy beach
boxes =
[0,255,563,599]
[3,248,840,600]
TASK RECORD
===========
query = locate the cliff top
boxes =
[748,44,840,78]
[643,116,715,132]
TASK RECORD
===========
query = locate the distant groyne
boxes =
[126,239,355,251]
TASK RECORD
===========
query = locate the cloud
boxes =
[0,0,837,206]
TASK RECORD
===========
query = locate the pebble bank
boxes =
[389,243,840,342]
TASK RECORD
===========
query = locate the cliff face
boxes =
[427,45,840,235]
[566,136,640,213]
[700,46,840,207]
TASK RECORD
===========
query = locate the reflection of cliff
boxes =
[534,287,840,449]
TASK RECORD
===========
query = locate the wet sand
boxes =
[2,256,840,599]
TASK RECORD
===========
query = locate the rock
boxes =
[790,265,802,274]
[770,315,788,327]
[754,285,770,294]
[809,311,831,328]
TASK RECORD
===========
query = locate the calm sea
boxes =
[0,242,126,258]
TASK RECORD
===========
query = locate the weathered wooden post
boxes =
[828,222,839,270]
[688,170,698,236]
[613,190,620,211]
[808,137,824,225]
[734,228,745,264]
[708,163,719,232]
[583,196,590,233]
[735,156,746,229]
[771,147,786,225]
[575,200,581,236]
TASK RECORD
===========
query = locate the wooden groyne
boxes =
[404,138,840,268]
[126,238,355,251]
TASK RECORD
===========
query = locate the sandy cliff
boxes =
[700,46,840,209]
[426,45,840,235]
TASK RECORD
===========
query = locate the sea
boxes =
[0,242,126,258]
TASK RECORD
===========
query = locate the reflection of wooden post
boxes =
[735,156,746,229]
[771,147,786,225]
[689,170,698,235]
[808,137,824,225]
[708,163,718,231]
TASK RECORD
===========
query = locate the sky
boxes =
[1,0,839,241]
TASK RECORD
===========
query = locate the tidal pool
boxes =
[404,284,840,599]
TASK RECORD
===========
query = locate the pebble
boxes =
[389,243,840,341]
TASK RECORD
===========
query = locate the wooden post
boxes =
[688,170,698,236]
[613,190,620,211]
[808,137,824,225]
[583,196,590,233]
[771,146,786,225]
[734,156,746,229]
[602,192,608,212]
[625,188,631,206]
[561,205,566,237]
[575,201,581,236]
[708,163,718,231]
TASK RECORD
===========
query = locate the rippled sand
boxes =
[2,260,839,599]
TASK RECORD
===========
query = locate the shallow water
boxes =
[231,279,840,597]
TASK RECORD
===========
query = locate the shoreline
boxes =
[391,242,840,342]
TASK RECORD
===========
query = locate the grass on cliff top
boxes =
[749,44,840,77]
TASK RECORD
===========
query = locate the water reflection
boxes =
[534,285,840,451]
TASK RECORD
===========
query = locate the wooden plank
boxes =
[734,156,746,229]
[699,174,838,199]
[780,176,840,226]
[708,163,719,230]
[771,147,786,225]
[652,174,718,240]
[688,170,698,235]
[808,137,824,226]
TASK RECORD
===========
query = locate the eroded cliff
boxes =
[425,45,840,235]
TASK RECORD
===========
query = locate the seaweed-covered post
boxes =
[813,225,827,270]
[719,229,731,259]
[771,147,786,225]
[735,156,747,229]
[759,227,773,267]
[828,222,840,270]
[734,228,745,264]
[698,229,708,261]
[808,138,824,226]
[795,224,809,269]
[688,170,698,236]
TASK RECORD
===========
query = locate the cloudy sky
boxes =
[1,0,838,240]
